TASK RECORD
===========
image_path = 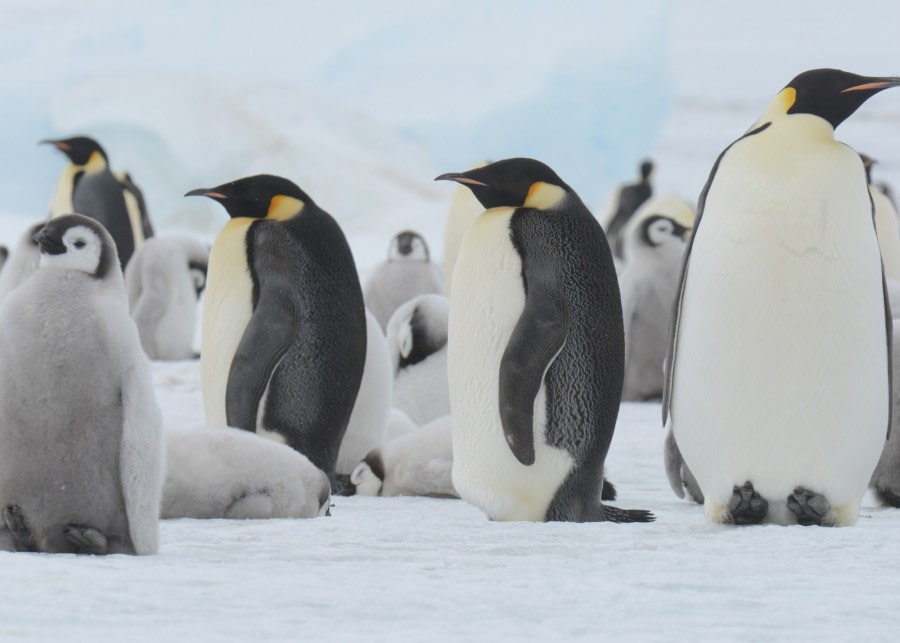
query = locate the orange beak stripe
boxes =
[842,81,900,93]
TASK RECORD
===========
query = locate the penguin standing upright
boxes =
[42,136,153,268]
[861,154,900,281]
[436,157,653,523]
[603,159,654,258]
[186,175,367,483]
[665,69,898,527]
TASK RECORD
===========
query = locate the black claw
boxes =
[727,482,768,525]
[64,525,109,555]
[3,504,37,551]
[787,487,833,526]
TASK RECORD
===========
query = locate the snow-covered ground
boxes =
[3,0,900,641]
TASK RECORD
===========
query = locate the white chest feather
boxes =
[201,218,255,427]
[671,117,889,524]
[49,164,80,217]
[448,207,573,521]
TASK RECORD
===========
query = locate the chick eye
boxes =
[74,240,86,249]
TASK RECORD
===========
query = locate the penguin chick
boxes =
[603,158,655,258]
[0,214,163,554]
[363,229,443,331]
[161,427,331,519]
[0,221,44,301]
[124,234,209,360]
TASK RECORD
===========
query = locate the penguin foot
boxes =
[874,486,900,508]
[64,525,109,555]
[600,504,655,523]
[2,505,38,552]
[726,482,768,525]
[600,479,617,501]
[787,488,834,526]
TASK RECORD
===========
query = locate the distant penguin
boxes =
[603,159,655,258]
[124,234,209,360]
[0,214,163,554]
[0,222,44,300]
[161,427,331,519]
[443,160,488,297]
[386,293,451,426]
[42,136,153,268]
[335,310,392,476]
[349,414,456,498]
[363,230,443,331]
[861,154,900,281]
[870,319,900,507]
[664,69,897,527]
[0,246,7,273]
[186,175,367,484]
[436,157,653,523]
[618,196,693,402]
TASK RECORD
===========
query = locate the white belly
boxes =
[48,165,79,217]
[448,207,573,521]
[201,218,254,427]
[671,121,889,525]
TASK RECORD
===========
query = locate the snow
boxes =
[3,0,900,640]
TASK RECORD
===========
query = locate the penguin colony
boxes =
[2,66,900,555]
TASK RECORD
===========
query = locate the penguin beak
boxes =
[39,139,69,152]
[184,188,227,200]
[33,228,66,255]
[842,77,900,93]
[434,172,489,187]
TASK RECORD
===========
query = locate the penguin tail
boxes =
[601,504,656,523]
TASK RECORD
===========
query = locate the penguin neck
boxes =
[266,196,305,221]
[83,151,108,174]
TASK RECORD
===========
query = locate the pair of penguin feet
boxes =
[3,505,109,554]
[726,483,834,526]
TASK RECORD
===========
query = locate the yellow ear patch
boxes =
[267,195,305,220]
[84,150,107,173]
[780,87,797,112]
[524,182,566,210]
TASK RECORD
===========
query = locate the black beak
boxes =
[33,228,66,255]
[184,188,227,199]
[434,172,489,187]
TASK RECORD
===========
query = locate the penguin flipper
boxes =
[499,261,569,466]
[225,293,296,433]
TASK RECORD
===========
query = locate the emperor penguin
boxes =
[0,214,163,554]
[186,175,367,484]
[618,196,693,402]
[124,234,209,360]
[870,318,900,507]
[349,414,456,498]
[602,159,655,258]
[435,157,653,523]
[664,69,898,527]
[861,154,900,282]
[363,230,443,332]
[0,221,44,300]
[42,136,153,268]
[442,160,489,297]
[386,293,451,426]
[161,427,331,519]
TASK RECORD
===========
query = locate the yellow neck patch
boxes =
[524,182,566,210]
[267,195,305,220]
[84,151,107,173]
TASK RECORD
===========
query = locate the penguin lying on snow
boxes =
[436,157,653,523]
[386,293,451,426]
[162,428,331,519]
[186,175,367,486]
[665,69,898,526]
[363,229,443,332]
[0,214,163,554]
[0,222,44,301]
[125,234,209,360]
[43,136,154,268]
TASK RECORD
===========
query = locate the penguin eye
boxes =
[74,240,86,249]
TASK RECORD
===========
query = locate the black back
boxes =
[71,169,134,269]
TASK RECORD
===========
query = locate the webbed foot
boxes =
[787,488,834,526]
[726,482,768,525]
[64,525,109,555]
[3,505,37,552]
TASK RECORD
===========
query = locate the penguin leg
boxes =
[786,488,834,526]
[2,505,38,552]
[64,525,109,555]
[600,479,617,501]
[725,482,768,525]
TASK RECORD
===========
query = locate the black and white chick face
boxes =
[34,215,116,278]
[641,215,690,248]
[389,230,429,262]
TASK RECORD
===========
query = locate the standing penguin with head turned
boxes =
[436,157,653,523]
[186,175,367,484]
[665,69,898,527]
[42,136,153,268]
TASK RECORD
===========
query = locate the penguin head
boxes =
[759,69,900,130]
[389,230,429,262]
[185,174,312,220]
[640,215,690,248]
[40,136,108,167]
[435,157,571,211]
[189,261,208,296]
[387,294,450,372]
[639,159,654,182]
[33,214,117,279]
[349,451,385,496]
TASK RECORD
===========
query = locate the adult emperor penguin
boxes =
[618,196,693,402]
[363,229,443,332]
[603,159,655,258]
[861,154,900,282]
[664,69,898,527]
[124,234,209,360]
[42,136,152,268]
[0,214,163,554]
[186,175,367,484]
[436,157,653,523]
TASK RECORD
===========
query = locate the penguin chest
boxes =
[48,164,80,217]
[448,208,573,521]
[201,218,255,427]
[672,130,889,521]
